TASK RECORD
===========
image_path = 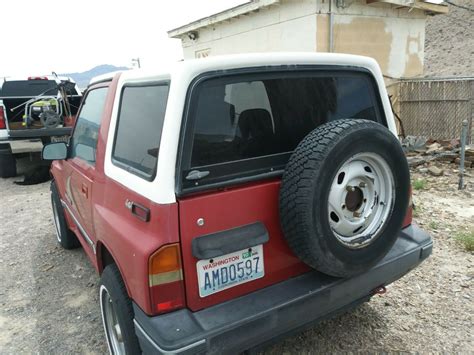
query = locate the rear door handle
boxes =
[125,199,150,222]
[186,170,210,180]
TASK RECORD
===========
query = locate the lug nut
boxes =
[359,182,366,188]
[353,212,361,217]
[346,185,355,192]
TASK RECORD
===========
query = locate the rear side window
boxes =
[181,69,384,191]
[112,83,169,180]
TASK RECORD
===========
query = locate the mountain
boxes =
[62,64,129,89]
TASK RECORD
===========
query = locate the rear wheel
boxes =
[100,264,141,355]
[0,144,16,178]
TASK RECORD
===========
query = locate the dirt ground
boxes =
[0,158,473,354]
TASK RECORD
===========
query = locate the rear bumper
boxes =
[6,127,72,139]
[0,127,71,153]
[133,225,432,355]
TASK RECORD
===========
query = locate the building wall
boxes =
[181,0,318,59]
[316,0,426,79]
[179,0,427,79]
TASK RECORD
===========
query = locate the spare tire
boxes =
[279,119,409,277]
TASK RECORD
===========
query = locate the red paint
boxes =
[178,180,310,311]
[50,72,414,318]
[402,186,413,227]
[0,107,6,129]
[403,205,413,227]
[63,115,76,127]
[51,75,181,315]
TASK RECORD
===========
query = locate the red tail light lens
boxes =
[148,243,185,314]
[403,186,413,227]
[0,107,6,129]
[28,76,48,80]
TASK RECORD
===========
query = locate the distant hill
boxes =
[62,64,129,89]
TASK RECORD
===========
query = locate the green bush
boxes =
[455,231,474,252]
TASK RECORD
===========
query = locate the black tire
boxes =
[100,264,141,355]
[279,119,410,277]
[50,181,81,249]
[0,144,17,178]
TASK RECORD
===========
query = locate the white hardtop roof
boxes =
[89,71,124,86]
[91,52,381,85]
[100,52,395,205]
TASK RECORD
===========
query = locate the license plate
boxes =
[196,244,264,297]
[51,135,69,143]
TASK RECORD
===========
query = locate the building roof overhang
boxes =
[168,0,448,39]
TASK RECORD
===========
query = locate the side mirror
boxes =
[42,142,68,161]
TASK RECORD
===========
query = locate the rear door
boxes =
[177,69,386,311]
[62,85,109,252]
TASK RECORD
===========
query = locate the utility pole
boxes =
[131,58,141,69]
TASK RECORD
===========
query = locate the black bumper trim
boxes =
[134,320,206,354]
[192,222,269,260]
[7,127,72,139]
[133,224,432,355]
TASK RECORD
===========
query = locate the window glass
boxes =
[190,73,380,168]
[112,84,169,179]
[70,87,108,164]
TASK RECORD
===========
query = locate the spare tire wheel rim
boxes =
[328,152,395,249]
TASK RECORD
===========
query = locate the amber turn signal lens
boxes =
[149,244,183,287]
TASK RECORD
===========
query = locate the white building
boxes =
[169,0,447,80]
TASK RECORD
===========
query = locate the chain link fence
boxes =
[397,77,473,143]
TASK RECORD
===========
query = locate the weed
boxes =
[429,221,439,230]
[413,179,427,190]
[454,231,474,252]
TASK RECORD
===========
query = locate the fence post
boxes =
[458,120,468,190]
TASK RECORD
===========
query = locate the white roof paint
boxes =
[102,52,396,204]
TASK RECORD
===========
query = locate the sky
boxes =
[0,0,247,77]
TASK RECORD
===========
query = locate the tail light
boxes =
[149,243,185,314]
[402,186,413,227]
[28,76,48,80]
[0,106,6,129]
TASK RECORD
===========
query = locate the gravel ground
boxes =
[0,159,473,354]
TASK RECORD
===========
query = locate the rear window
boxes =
[112,83,169,180]
[180,69,384,191]
[1,80,58,97]
[0,80,79,97]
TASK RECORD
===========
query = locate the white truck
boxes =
[0,75,82,177]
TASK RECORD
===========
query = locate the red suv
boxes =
[42,53,432,354]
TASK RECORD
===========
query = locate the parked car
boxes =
[43,53,432,355]
[0,75,82,177]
